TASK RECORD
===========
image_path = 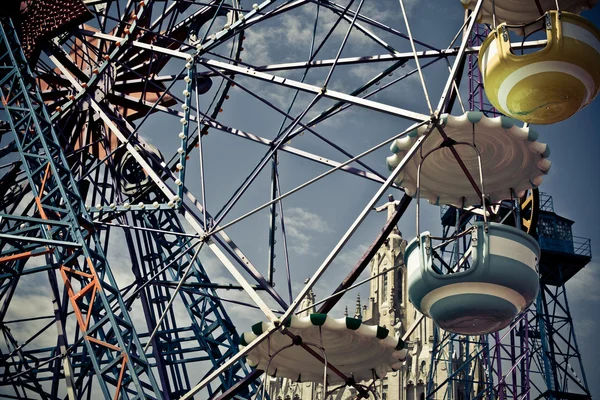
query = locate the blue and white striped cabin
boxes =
[405,222,540,335]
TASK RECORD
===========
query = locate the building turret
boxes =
[354,294,362,320]
[298,279,315,318]
[363,195,407,330]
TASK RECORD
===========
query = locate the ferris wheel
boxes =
[0,0,597,399]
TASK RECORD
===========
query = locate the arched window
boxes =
[382,271,389,299]
[397,270,403,303]
[420,393,425,400]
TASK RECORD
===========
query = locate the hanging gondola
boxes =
[405,221,541,335]
[389,112,543,335]
[386,112,551,207]
[479,10,600,124]
[239,314,407,384]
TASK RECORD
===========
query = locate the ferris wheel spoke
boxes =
[202,58,431,121]
[322,0,366,89]
[234,37,547,75]
[283,59,426,141]
[211,94,322,228]
[115,0,227,66]
[66,24,409,83]
[115,73,390,186]
[147,0,190,36]
[317,0,439,51]
[114,73,185,86]
[191,63,390,182]
[195,112,389,184]
[325,2,414,57]
[272,163,294,304]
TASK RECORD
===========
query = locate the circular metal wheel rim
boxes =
[0,1,534,399]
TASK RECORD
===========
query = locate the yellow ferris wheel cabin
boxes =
[479,11,600,124]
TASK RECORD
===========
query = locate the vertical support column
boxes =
[267,154,278,286]
[537,288,557,397]
[177,60,195,199]
[536,271,591,398]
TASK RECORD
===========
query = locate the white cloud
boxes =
[566,261,600,302]
[284,207,333,255]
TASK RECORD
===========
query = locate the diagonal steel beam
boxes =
[318,193,412,313]
[49,52,282,320]
[198,57,430,121]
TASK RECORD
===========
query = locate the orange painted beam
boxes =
[60,266,87,329]
[0,247,51,263]
[34,197,49,221]
[113,353,128,400]
[84,284,97,331]
[60,266,94,279]
[72,280,95,302]
[86,335,122,352]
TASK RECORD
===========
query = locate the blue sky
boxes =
[3,0,599,397]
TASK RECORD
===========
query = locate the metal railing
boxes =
[572,236,592,257]
[539,192,554,212]
[539,235,592,258]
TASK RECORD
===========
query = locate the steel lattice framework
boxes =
[428,18,592,400]
[0,0,594,399]
[0,17,162,398]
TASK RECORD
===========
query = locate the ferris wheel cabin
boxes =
[479,10,600,124]
[405,222,540,335]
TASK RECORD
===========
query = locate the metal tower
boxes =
[528,192,592,399]
[0,16,162,398]
[428,13,593,400]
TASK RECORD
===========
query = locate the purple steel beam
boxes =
[495,331,507,400]
[466,19,529,400]
[318,194,412,313]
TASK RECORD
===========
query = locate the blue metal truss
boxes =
[0,16,162,399]
[0,6,258,397]
[123,207,257,399]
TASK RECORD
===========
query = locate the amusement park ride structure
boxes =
[0,0,596,399]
